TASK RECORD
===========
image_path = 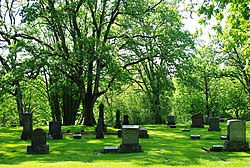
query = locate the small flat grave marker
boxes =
[210,145,224,152]
[104,146,119,153]
[182,129,190,132]
[169,125,176,128]
[73,133,82,139]
[220,136,227,140]
[191,134,201,139]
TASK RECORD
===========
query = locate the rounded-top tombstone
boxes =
[167,114,176,125]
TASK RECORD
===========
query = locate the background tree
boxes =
[21,0,185,125]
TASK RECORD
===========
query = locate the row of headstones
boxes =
[190,115,249,152]
[21,112,63,140]
[167,114,249,152]
[167,114,221,131]
[26,125,143,154]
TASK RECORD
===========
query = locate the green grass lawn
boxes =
[0,122,249,167]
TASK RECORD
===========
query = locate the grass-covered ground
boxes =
[0,122,249,167]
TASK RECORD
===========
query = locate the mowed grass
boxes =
[0,122,249,167]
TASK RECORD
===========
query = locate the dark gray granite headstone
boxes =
[114,110,122,129]
[27,128,49,154]
[96,117,104,139]
[208,117,221,131]
[122,115,129,125]
[98,103,107,132]
[49,121,63,139]
[224,119,249,151]
[139,128,149,138]
[21,112,33,140]
[119,125,142,153]
[191,114,204,128]
[167,114,176,125]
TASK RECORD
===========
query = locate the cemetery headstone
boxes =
[190,134,201,139]
[220,136,227,140]
[210,145,223,152]
[99,103,107,132]
[208,117,221,131]
[27,128,49,154]
[103,146,119,153]
[167,114,176,126]
[96,117,104,139]
[191,114,204,128]
[139,128,149,138]
[73,133,82,139]
[119,125,142,153]
[48,121,63,139]
[118,130,122,138]
[21,112,33,140]
[224,119,249,151]
[122,115,129,125]
[114,110,122,129]
[182,129,190,132]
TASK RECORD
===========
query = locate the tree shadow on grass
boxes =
[0,124,249,166]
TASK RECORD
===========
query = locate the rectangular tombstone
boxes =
[167,114,176,125]
[139,128,149,138]
[21,113,33,140]
[208,117,221,131]
[27,128,49,154]
[119,125,142,153]
[191,114,204,128]
[224,119,249,152]
[122,125,139,144]
[49,121,63,139]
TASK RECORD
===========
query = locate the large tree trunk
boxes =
[15,82,24,126]
[83,94,96,126]
[151,94,163,124]
[50,92,61,122]
[62,81,81,125]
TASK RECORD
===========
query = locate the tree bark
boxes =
[14,82,24,126]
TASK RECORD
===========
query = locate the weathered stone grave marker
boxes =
[220,136,227,140]
[21,112,33,140]
[103,146,119,153]
[167,114,176,126]
[96,117,104,139]
[27,128,49,154]
[191,114,204,128]
[119,125,142,153]
[224,119,249,151]
[73,133,82,139]
[139,128,149,138]
[190,134,201,139]
[208,117,221,131]
[122,115,129,125]
[99,103,107,132]
[210,145,224,152]
[114,110,122,129]
[48,121,63,139]
[182,129,190,132]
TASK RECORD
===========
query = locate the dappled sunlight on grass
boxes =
[0,122,249,166]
